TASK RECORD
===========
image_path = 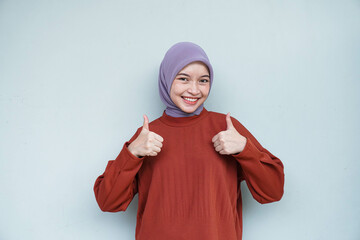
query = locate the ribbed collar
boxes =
[159,107,209,127]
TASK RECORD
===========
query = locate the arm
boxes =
[93,127,146,212]
[231,117,285,204]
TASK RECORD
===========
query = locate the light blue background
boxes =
[1,0,359,239]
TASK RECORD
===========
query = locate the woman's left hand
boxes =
[212,113,247,155]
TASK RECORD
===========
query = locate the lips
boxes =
[182,96,200,99]
[182,96,199,105]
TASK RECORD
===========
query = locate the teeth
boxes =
[184,97,198,102]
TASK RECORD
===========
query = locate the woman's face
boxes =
[170,61,210,114]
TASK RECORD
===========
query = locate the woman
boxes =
[94,42,284,240]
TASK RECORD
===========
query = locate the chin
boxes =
[180,105,200,113]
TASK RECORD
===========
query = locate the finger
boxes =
[152,146,161,153]
[226,112,234,130]
[212,134,219,143]
[154,133,164,142]
[219,150,227,155]
[213,140,220,148]
[215,144,223,152]
[148,151,157,156]
[142,114,149,131]
[153,140,163,148]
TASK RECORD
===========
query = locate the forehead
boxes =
[178,61,209,74]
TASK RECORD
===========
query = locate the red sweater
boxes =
[94,107,284,240]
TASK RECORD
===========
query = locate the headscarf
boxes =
[158,42,214,117]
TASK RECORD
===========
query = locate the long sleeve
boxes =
[231,117,285,204]
[93,127,147,212]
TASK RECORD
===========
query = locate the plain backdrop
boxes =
[1,0,359,239]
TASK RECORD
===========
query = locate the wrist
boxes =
[127,143,139,157]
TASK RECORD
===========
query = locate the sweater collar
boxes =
[159,107,209,127]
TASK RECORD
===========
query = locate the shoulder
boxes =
[207,110,241,124]
[204,110,246,133]
[133,115,164,133]
[208,109,253,137]
[207,110,225,118]
[149,117,163,128]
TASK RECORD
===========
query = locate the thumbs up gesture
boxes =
[212,113,247,155]
[128,114,164,158]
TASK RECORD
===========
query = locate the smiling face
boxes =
[170,61,211,114]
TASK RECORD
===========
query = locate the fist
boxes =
[128,114,164,157]
[212,113,247,155]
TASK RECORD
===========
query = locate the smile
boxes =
[182,97,199,105]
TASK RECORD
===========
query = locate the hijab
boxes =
[158,42,214,117]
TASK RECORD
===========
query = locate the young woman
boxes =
[94,42,284,240]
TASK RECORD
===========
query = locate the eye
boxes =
[200,79,209,83]
[178,77,188,81]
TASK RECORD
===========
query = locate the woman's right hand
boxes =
[127,114,164,158]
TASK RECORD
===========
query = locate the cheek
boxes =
[171,84,185,95]
[201,86,210,96]
[170,84,182,101]
[169,90,176,103]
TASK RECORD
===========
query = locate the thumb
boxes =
[142,114,149,131]
[226,112,234,130]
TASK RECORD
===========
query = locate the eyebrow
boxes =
[176,73,210,78]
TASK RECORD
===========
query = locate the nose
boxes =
[187,81,200,95]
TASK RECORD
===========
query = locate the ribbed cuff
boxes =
[231,137,256,159]
[114,141,146,171]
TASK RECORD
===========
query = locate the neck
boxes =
[160,107,209,127]
[165,105,204,118]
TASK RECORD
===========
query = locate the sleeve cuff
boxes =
[114,141,146,171]
[124,141,146,160]
[231,137,256,159]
